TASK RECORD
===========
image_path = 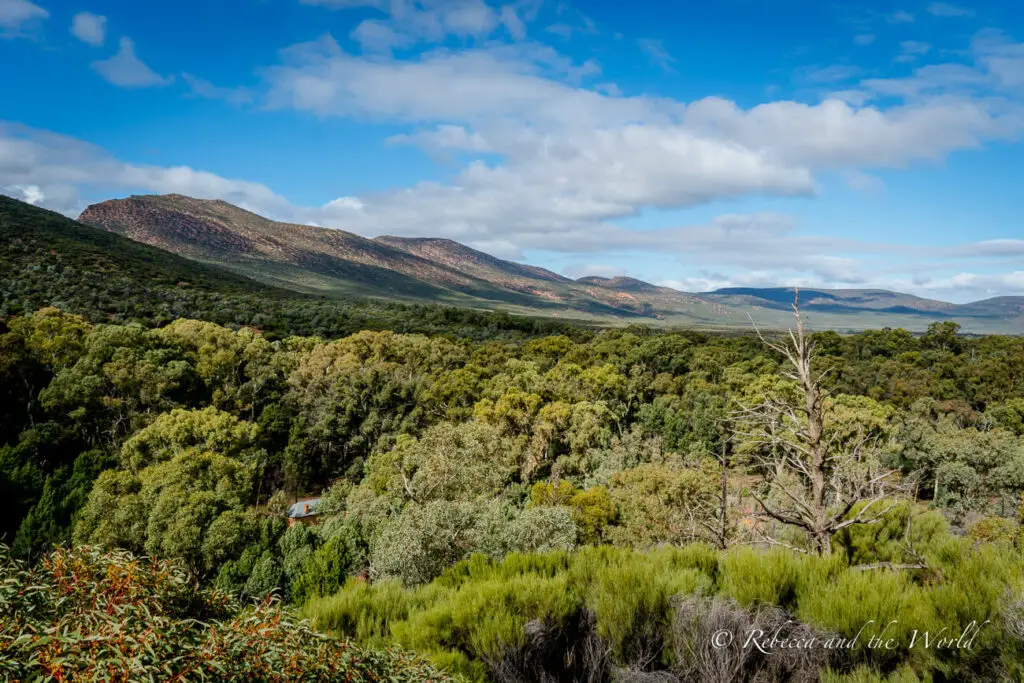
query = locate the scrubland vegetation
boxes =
[0,543,450,681]
[3,291,1024,680]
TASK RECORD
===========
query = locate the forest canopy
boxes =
[4,210,1024,680]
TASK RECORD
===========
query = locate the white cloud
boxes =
[563,264,627,279]
[926,2,974,18]
[889,10,914,23]
[543,7,595,40]
[0,0,47,33]
[182,73,254,105]
[973,29,1024,90]
[6,12,1024,302]
[351,19,409,52]
[499,5,525,40]
[92,37,173,88]
[328,0,507,51]
[638,38,676,73]
[0,122,289,217]
[900,40,931,55]
[853,34,875,46]
[5,121,1024,301]
[796,64,863,84]
[3,183,44,204]
[843,169,885,193]
[229,29,1024,261]
[70,11,105,46]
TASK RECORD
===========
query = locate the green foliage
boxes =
[0,196,582,343]
[531,480,616,544]
[308,542,1024,682]
[370,500,486,585]
[120,406,262,471]
[306,545,714,679]
[6,228,1024,680]
[366,421,519,505]
[291,522,366,604]
[567,485,617,544]
[605,457,719,548]
[967,515,1021,548]
[6,293,1024,570]
[833,503,950,567]
[74,450,257,576]
[0,544,452,682]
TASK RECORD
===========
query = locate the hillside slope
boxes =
[79,195,711,318]
[73,194,1024,334]
[375,235,721,320]
[0,195,585,340]
[78,194,490,301]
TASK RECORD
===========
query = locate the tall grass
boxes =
[304,539,1024,682]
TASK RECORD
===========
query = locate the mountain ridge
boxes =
[73,194,1024,334]
[78,194,709,319]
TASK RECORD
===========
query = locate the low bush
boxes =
[306,540,1024,682]
[0,545,451,682]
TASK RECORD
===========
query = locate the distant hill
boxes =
[0,195,585,341]
[704,287,955,314]
[702,287,1024,332]
[73,194,1024,334]
[78,195,715,320]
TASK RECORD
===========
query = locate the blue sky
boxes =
[1,0,1024,302]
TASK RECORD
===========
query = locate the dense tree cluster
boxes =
[7,197,1024,681]
[4,305,1024,599]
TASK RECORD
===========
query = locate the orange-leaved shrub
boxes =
[0,544,451,682]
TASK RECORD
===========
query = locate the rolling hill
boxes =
[0,194,585,341]
[78,195,719,320]
[63,193,1024,334]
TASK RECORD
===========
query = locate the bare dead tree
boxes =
[733,290,910,554]
[698,436,737,550]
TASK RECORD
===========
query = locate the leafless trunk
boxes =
[734,290,909,554]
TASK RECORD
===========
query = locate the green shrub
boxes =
[796,568,933,671]
[833,503,949,567]
[306,541,1024,681]
[718,547,813,609]
[0,544,451,682]
[822,665,927,682]
[291,522,366,604]
[966,515,1020,547]
[245,550,285,598]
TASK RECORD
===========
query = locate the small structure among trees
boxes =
[287,497,322,527]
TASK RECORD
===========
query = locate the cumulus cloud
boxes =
[70,11,105,46]
[322,0,507,51]
[6,6,1024,301]
[543,7,596,40]
[894,40,931,62]
[0,0,47,34]
[28,26,1024,263]
[4,120,1024,301]
[499,5,525,40]
[843,169,886,193]
[92,37,173,88]
[0,122,289,216]
[973,29,1024,90]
